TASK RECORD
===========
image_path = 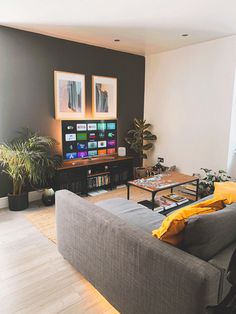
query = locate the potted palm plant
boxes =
[125,118,157,178]
[0,129,59,211]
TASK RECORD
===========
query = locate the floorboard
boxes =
[0,185,181,314]
[0,206,119,314]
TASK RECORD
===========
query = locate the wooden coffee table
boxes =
[127,172,199,212]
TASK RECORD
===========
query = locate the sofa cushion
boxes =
[214,182,236,204]
[183,203,236,261]
[152,198,225,246]
[57,190,222,314]
[208,241,236,301]
[95,198,164,233]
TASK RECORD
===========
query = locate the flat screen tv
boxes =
[62,120,117,160]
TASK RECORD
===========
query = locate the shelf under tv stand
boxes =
[55,155,134,194]
[87,171,110,178]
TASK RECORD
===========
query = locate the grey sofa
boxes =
[56,190,236,314]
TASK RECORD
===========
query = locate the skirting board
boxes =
[0,190,43,209]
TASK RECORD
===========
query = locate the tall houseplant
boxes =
[0,129,59,210]
[125,118,157,175]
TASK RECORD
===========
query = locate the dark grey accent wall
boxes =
[0,26,145,197]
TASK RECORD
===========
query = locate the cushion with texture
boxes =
[183,203,236,261]
[208,241,236,301]
[214,181,236,204]
[152,198,225,246]
[96,198,164,233]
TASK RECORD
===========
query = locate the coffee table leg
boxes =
[196,179,199,201]
[152,192,156,210]
[127,184,130,200]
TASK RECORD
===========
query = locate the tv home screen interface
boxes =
[62,120,117,160]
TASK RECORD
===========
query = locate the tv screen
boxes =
[62,120,117,160]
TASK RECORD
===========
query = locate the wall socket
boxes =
[157,157,164,163]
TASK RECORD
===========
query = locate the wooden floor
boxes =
[0,186,179,314]
[0,186,156,314]
[0,206,121,314]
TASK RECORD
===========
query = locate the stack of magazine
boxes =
[179,184,197,197]
[155,194,189,212]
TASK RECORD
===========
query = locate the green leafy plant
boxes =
[198,168,231,198]
[0,129,60,195]
[125,118,157,164]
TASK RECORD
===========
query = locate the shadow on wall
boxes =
[228,152,236,178]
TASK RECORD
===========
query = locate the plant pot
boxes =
[42,188,55,206]
[8,193,29,211]
[135,167,147,179]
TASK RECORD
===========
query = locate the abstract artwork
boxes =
[92,76,117,119]
[54,71,85,120]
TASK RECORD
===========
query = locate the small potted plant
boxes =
[0,129,59,211]
[125,118,157,178]
[198,168,231,198]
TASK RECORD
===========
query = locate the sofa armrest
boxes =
[56,190,221,314]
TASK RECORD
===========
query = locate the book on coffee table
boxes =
[179,184,197,196]
[163,193,189,205]
[154,196,177,211]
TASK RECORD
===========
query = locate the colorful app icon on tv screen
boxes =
[107,148,116,154]
[98,132,105,139]
[98,123,106,131]
[98,149,107,155]
[107,140,116,147]
[66,152,77,159]
[68,144,75,151]
[88,150,98,157]
[77,143,87,151]
[89,132,96,139]
[88,141,97,149]
[65,134,76,142]
[78,151,88,158]
[65,143,76,152]
[77,133,87,141]
[62,120,117,160]
[76,124,87,131]
[98,140,107,148]
[88,123,97,131]
[107,132,115,138]
[66,125,74,131]
[107,123,116,130]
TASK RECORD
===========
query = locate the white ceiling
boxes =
[0,0,236,56]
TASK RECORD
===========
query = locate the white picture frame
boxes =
[92,75,117,119]
[54,71,86,120]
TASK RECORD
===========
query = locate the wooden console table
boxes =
[55,156,134,195]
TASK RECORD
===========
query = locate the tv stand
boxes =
[55,156,134,195]
[89,156,115,161]
[71,161,80,166]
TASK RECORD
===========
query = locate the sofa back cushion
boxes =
[152,198,225,246]
[95,198,164,233]
[214,182,236,204]
[183,203,236,261]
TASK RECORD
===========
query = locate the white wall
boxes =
[144,36,236,176]
[227,68,236,178]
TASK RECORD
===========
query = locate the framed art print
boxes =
[92,76,117,119]
[54,71,85,120]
